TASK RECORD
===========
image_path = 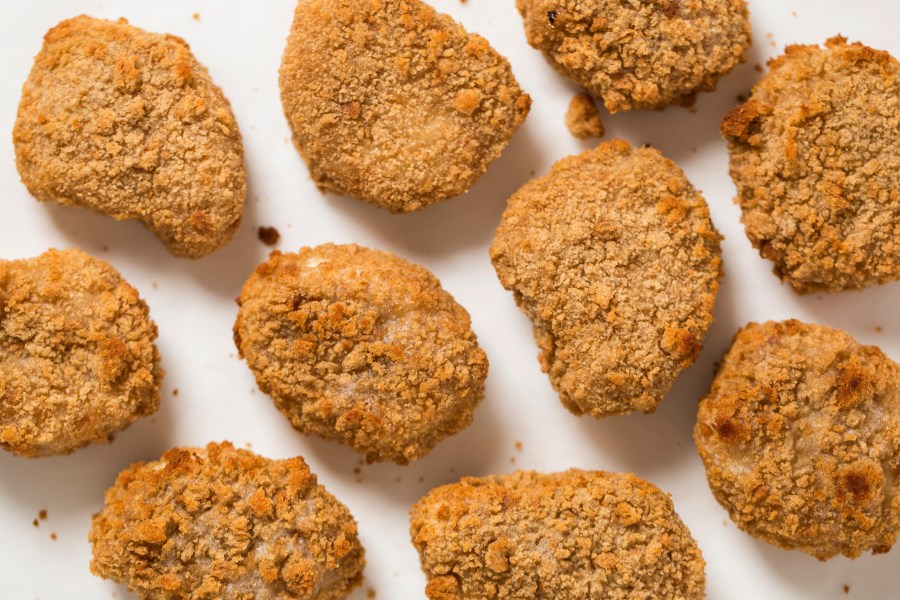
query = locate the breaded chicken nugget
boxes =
[279,0,531,213]
[517,0,751,113]
[410,470,706,599]
[722,37,900,292]
[695,320,900,559]
[234,244,488,464]
[13,16,246,258]
[90,442,365,599]
[0,249,162,457]
[490,140,722,418]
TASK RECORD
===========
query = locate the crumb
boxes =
[39,510,47,520]
[723,520,728,526]
[101,245,109,252]
[844,585,850,594]
[418,476,424,483]
[688,106,698,114]
[367,590,377,599]
[565,93,604,139]
[766,32,774,39]
[50,532,57,541]
[792,11,797,17]
[151,282,157,289]
[510,456,516,464]
[354,467,361,475]
[736,94,746,102]
[172,388,178,396]
[192,12,200,21]
[754,63,763,72]
[514,441,523,451]
[33,519,39,527]
[876,326,883,333]
[257,226,280,246]
[395,476,402,483]
[244,441,252,449]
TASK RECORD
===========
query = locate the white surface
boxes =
[0,1,897,598]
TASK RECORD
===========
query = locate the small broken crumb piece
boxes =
[565,93,604,139]
[257,226,280,246]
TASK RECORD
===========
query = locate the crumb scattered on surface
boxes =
[565,92,604,139]
[876,326,883,333]
[39,510,47,521]
[514,441,523,451]
[367,589,376,599]
[32,519,39,527]
[50,532,57,541]
[192,12,200,21]
[257,226,280,246]
[171,388,178,396]
[844,584,850,594]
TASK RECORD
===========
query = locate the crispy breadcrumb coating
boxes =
[565,92,604,139]
[410,469,705,599]
[0,249,161,457]
[722,37,900,292]
[695,320,900,559]
[13,16,246,258]
[490,140,722,418]
[516,0,751,113]
[279,0,530,212]
[90,442,365,599]
[234,244,488,463]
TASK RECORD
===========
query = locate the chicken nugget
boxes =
[90,442,365,599]
[0,248,162,457]
[410,469,706,599]
[234,244,488,463]
[279,0,531,213]
[695,320,900,559]
[13,16,246,258]
[722,37,900,292]
[490,140,722,418]
[517,0,751,113]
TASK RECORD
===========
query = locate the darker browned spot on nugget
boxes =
[836,360,872,408]
[721,101,763,141]
[661,1,681,17]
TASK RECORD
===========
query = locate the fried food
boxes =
[695,320,900,559]
[516,0,751,113]
[90,442,365,599]
[13,16,246,258]
[565,92,604,139]
[721,37,900,292]
[410,469,705,599]
[234,244,488,463]
[0,248,161,457]
[490,140,722,418]
[279,0,531,213]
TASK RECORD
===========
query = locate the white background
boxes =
[0,1,897,598]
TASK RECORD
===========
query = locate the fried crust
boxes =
[0,249,161,457]
[279,0,530,212]
[410,469,706,599]
[722,37,900,292]
[234,244,488,463]
[516,0,750,113]
[490,140,722,418]
[565,92,604,139]
[89,442,365,599]
[13,16,246,258]
[695,320,900,559]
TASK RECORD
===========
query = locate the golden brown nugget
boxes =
[722,37,900,292]
[13,16,246,258]
[695,320,900,559]
[0,249,162,457]
[410,470,706,599]
[565,92,604,139]
[517,0,750,113]
[234,244,488,464]
[490,140,722,418]
[279,0,531,213]
[90,442,365,599]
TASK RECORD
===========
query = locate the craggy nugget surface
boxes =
[490,140,722,418]
[234,244,488,463]
[0,249,161,457]
[722,37,900,292]
[13,16,246,258]
[279,0,531,212]
[695,320,900,559]
[90,442,365,599]
[516,0,750,113]
[410,470,706,599]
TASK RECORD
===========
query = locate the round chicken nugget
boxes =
[0,248,161,457]
[234,244,488,463]
[13,16,246,258]
[279,0,531,213]
[516,0,751,113]
[695,320,900,559]
[490,140,722,418]
[722,37,900,292]
[90,442,365,599]
[410,469,706,599]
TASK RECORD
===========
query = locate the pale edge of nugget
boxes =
[410,469,706,599]
[0,248,162,457]
[90,441,365,599]
[279,0,530,212]
[13,15,246,258]
[695,320,900,559]
[234,244,488,464]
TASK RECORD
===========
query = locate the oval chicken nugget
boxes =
[0,248,162,457]
[410,469,706,599]
[234,244,488,463]
[13,16,246,258]
[696,320,900,559]
[90,442,365,599]
[491,140,722,418]
[279,0,531,212]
